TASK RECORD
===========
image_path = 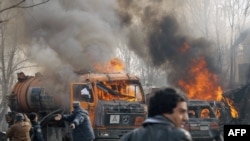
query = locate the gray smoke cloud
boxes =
[23,0,121,77]
[20,0,123,107]
[117,0,219,86]
[20,0,219,94]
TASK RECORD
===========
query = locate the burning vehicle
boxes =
[184,100,222,141]
[218,84,250,125]
[5,71,147,141]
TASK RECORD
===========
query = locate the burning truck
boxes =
[219,84,250,125]
[5,71,147,141]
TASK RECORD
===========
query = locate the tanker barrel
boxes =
[8,72,64,113]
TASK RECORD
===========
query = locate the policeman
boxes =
[54,101,95,141]
[28,112,44,141]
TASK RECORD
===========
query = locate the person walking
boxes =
[6,113,32,141]
[28,112,44,141]
[120,87,192,141]
[54,101,95,141]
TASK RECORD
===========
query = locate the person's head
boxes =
[29,112,38,122]
[15,113,24,122]
[72,101,81,109]
[148,87,189,127]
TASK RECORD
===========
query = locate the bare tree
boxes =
[223,0,250,87]
[0,18,39,130]
[0,0,49,131]
[0,0,49,23]
[116,42,165,87]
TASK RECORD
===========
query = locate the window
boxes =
[200,108,210,118]
[73,84,93,102]
[96,80,144,102]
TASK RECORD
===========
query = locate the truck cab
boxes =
[70,73,147,140]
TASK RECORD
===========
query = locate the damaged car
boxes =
[184,99,223,141]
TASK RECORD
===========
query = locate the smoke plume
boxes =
[20,0,219,94]
[117,0,218,86]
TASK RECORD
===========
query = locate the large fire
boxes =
[177,55,239,119]
[178,57,222,101]
[93,57,140,101]
[94,57,125,73]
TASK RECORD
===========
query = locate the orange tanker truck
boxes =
[5,72,147,141]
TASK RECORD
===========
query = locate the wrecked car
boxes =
[184,99,223,141]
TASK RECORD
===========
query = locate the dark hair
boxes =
[29,112,37,121]
[148,87,188,117]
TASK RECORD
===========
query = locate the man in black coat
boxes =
[54,101,95,141]
[28,112,44,141]
[120,87,192,141]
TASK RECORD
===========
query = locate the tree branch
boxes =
[0,0,25,13]
[17,0,50,8]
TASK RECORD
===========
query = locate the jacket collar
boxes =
[143,115,175,127]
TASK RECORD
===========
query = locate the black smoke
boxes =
[118,0,219,86]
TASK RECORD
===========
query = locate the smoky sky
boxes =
[117,0,218,86]
[23,0,121,76]
[20,0,219,89]
[19,0,123,106]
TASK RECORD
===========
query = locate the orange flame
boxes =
[94,58,125,73]
[178,57,222,101]
[224,97,238,118]
[97,81,139,102]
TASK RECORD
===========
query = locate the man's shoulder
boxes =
[11,122,31,130]
[120,127,146,141]
[171,128,192,141]
[74,108,89,116]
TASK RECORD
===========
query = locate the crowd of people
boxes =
[4,87,223,141]
[5,101,95,141]
[5,112,45,141]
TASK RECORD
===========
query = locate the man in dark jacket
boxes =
[54,101,95,141]
[28,112,44,141]
[120,87,192,141]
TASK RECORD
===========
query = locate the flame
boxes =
[224,97,238,118]
[94,57,125,73]
[200,109,210,118]
[178,57,222,101]
[177,55,239,119]
[97,81,139,101]
[215,108,221,119]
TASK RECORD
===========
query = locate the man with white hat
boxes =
[54,101,95,141]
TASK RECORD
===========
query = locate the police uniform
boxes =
[62,101,95,141]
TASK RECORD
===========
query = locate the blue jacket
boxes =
[30,121,44,141]
[120,115,192,141]
[62,107,95,141]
